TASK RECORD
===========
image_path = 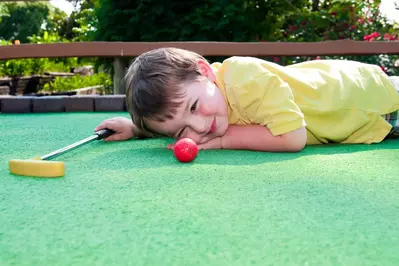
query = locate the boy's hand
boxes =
[94,117,136,142]
[197,137,222,150]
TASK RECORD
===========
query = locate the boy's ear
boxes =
[196,59,216,82]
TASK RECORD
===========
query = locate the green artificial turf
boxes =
[1,112,399,266]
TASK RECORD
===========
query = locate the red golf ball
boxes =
[173,138,198,163]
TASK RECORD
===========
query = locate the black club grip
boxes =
[95,129,116,140]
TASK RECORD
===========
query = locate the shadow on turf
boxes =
[75,138,399,169]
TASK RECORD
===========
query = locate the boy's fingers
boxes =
[94,122,109,131]
[94,126,104,131]
[104,131,134,142]
[196,144,207,150]
[197,137,221,150]
[94,124,103,131]
[95,120,118,132]
[94,117,119,130]
[167,143,175,150]
[104,134,122,142]
[197,143,214,150]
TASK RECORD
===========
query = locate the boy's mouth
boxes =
[209,118,217,134]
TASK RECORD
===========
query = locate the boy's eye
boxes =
[190,100,198,113]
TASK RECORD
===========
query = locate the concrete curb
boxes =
[0,95,126,113]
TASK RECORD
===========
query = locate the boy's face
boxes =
[145,60,229,144]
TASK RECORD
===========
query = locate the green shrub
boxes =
[0,32,94,77]
[0,57,79,77]
[41,72,112,93]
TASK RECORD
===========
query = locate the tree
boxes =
[70,0,97,41]
[44,5,72,39]
[92,0,308,43]
[0,2,50,43]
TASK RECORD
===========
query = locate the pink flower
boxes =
[384,33,398,41]
[364,32,380,42]
[371,32,380,38]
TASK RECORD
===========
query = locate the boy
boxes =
[95,47,399,152]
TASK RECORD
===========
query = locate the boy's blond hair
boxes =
[125,47,207,135]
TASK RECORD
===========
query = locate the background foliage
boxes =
[92,0,398,75]
[0,0,398,93]
[41,72,112,93]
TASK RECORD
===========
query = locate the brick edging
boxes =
[0,95,127,113]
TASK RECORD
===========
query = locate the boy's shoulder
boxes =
[221,56,266,66]
[212,56,278,87]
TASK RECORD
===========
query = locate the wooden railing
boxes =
[2,40,399,59]
[1,40,399,94]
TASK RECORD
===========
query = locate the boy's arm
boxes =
[219,124,307,152]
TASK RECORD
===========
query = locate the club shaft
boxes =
[41,135,99,160]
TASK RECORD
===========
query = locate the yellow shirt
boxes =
[212,57,399,145]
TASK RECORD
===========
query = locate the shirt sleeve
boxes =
[223,58,306,136]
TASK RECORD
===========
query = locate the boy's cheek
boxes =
[199,102,218,116]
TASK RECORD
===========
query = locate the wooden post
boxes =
[113,57,125,95]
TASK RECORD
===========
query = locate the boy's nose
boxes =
[189,117,207,134]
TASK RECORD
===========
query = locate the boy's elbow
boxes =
[287,139,306,152]
[283,127,307,152]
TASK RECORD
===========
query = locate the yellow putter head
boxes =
[8,129,115,178]
[9,158,65,178]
